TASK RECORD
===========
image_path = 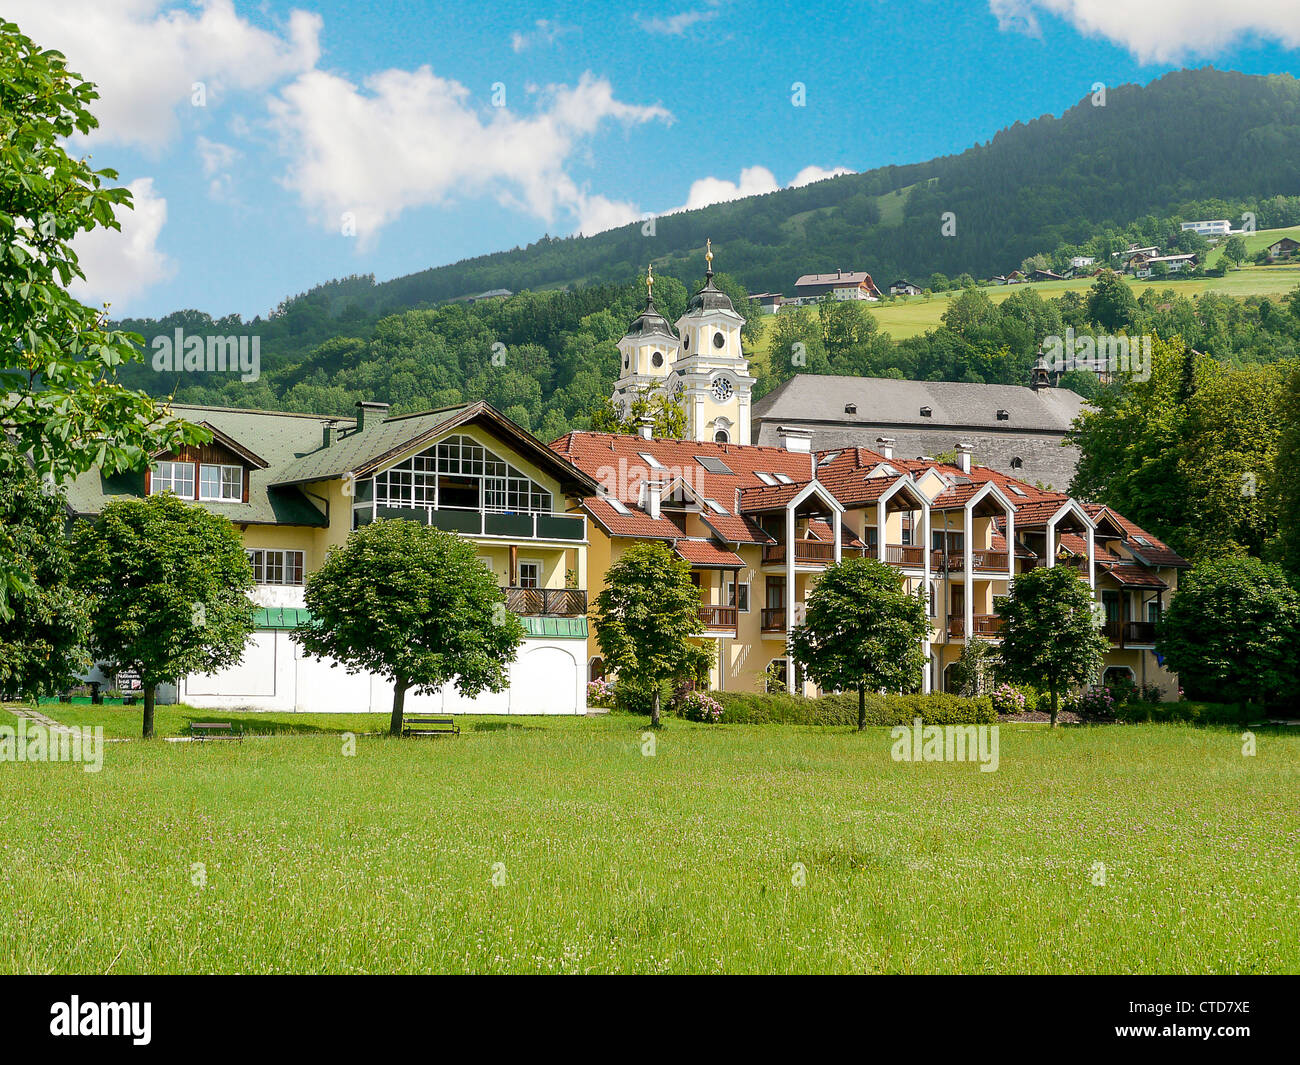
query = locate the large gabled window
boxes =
[152,461,195,498]
[150,460,243,501]
[199,463,243,502]
[373,434,553,514]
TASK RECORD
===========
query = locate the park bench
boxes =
[189,721,244,742]
[401,715,461,737]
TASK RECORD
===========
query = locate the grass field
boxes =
[1,705,1296,974]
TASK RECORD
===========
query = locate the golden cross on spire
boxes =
[646,262,654,300]
[705,238,713,270]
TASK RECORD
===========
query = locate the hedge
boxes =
[712,691,996,727]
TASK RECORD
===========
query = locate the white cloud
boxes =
[635,2,726,37]
[511,19,577,52]
[68,178,175,311]
[268,68,670,245]
[990,0,1300,62]
[575,163,853,237]
[197,136,242,200]
[6,0,321,148]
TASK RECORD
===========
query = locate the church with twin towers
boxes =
[610,241,757,445]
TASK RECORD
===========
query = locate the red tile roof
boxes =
[673,540,745,568]
[1101,562,1169,590]
[1082,504,1189,568]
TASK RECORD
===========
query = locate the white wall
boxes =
[179,632,587,715]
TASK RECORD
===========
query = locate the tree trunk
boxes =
[390,677,408,737]
[857,684,867,732]
[1049,682,1059,728]
[650,685,661,729]
[143,684,156,740]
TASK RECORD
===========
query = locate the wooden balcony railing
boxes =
[698,604,738,630]
[882,544,927,567]
[762,541,836,565]
[930,549,1012,573]
[502,587,587,617]
[947,614,1004,639]
[1103,619,1157,646]
[760,607,787,632]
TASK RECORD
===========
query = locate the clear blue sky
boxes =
[15,0,1300,318]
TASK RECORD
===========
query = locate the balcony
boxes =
[502,586,587,617]
[882,544,927,567]
[760,607,787,633]
[1103,619,1157,646]
[930,549,1011,574]
[763,541,836,565]
[947,614,1003,639]
[698,604,738,631]
[375,504,586,541]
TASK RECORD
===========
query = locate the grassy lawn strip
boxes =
[0,715,1295,974]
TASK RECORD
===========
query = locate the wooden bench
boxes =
[189,721,244,742]
[401,715,460,737]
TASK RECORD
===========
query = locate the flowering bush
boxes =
[680,690,724,723]
[587,678,614,707]
[1075,685,1117,720]
[990,683,1026,715]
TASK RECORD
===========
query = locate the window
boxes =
[247,549,305,586]
[696,455,734,475]
[713,430,730,443]
[651,351,664,367]
[152,461,195,498]
[518,561,541,589]
[1010,457,1024,471]
[773,473,793,484]
[932,530,964,552]
[639,452,665,470]
[997,409,1010,421]
[199,463,243,502]
[374,435,553,514]
[1147,600,1161,624]
[727,579,750,613]
[755,472,777,486]
[704,498,728,515]
[920,406,932,417]
[844,403,857,415]
[1007,483,1026,496]
[713,331,726,348]
[606,497,631,515]
[901,512,914,546]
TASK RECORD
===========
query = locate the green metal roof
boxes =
[519,616,588,639]
[254,607,314,630]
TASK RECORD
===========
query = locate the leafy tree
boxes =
[1085,271,1139,332]
[591,541,711,727]
[73,494,256,738]
[788,557,929,729]
[995,565,1108,726]
[1221,234,1249,267]
[589,387,687,438]
[0,21,205,618]
[0,442,87,698]
[1272,363,1300,579]
[1157,556,1299,709]
[296,520,525,736]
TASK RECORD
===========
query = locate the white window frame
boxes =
[152,460,195,498]
[199,463,243,502]
[517,559,542,589]
[247,548,305,586]
[727,578,750,613]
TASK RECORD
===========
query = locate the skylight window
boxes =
[606,498,631,515]
[773,473,793,484]
[1133,535,1149,545]
[696,456,734,475]
[704,498,728,515]
[639,452,665,470]
[1007,485,1026,497]
[755,472,777,486]
[817,452,841,466]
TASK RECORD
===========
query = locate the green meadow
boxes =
[1,706,1296,974]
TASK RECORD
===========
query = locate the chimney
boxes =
[645,479,664,520]
[956,442,973,474]
[353,400,391,432]
[777,425,813,453]
[637,415,655,440]
[875,436,895,460]
[323,420,341,448]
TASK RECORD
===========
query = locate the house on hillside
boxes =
[1180,219,1231,237]
[63,401,598,715]
[470,288,513,302]
[1069,255,1096,269]
[750,291,785,313]
[1128,252,1196,277]
[890,279,922,296]
[1031,269,1064,282]
[1265,237,1300,261]
[794,269,882,301]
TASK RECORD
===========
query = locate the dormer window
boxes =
[1010,457,1024,470]
[152,461,195,498]
[920,406,932,417]
[845,403,857,414]
[997,409,1010,421]
[199,464,244,502]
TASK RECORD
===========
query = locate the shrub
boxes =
[712,691,995,726]
[613,676,674,716]
[990,683,1026,715]
[587,678,614,707]
[679,690,724,723]
[1073,686,1118,720]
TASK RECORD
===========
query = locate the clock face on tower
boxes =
[712,378,733,402]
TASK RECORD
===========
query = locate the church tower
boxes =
[670,240,756,444]
[612,263,680,420]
